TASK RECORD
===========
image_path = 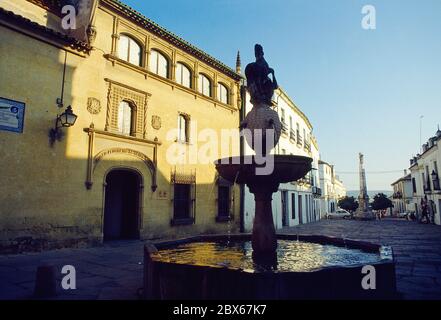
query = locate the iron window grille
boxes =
[216,176,234,222]
[170,169,196,225]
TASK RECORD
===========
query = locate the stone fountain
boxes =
[143,45,397,300]
[215,44,312,264]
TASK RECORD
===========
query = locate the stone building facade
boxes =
[0,0,242,252]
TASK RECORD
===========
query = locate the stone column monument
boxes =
[355,153,374,219]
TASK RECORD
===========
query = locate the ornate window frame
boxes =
[105,78,151,139]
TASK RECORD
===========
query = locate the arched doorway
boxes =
[103,169,141,241]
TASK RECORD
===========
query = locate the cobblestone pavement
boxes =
[0,240,145,300]
[1,219,441,300]
[281,218,441,300]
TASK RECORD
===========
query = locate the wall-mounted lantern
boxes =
[49,105,78,145]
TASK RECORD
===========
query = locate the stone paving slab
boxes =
[0,240,145,300]
[1,219,441,300]
[281,219,441,300]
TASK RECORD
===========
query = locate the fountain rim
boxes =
[214,154,313,184]
[214,154,313,166]
[145,233,394,274]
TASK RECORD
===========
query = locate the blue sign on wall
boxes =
[0,97,25,133]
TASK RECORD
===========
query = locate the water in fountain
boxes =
[150,240,383,273]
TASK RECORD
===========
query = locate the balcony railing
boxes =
[289,129,296,141]
[304,140,311,152]
[313,187,322,196]
[296,131,302,146]
[281,121,288,134]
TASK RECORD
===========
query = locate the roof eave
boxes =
[102,0,242,81]
[0,7,91,54]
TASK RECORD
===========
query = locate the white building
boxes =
[319,160,346,217]
[243,88,320,231]
[319,160,335,217]
[391,172,413,215]
[409,128,441,224]
[333,175,347,203]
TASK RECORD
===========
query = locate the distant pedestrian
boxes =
[420,198,430,224]
[375,210,382,220]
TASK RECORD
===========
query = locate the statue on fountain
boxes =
[241,44,282,156]
[245,44,279,105]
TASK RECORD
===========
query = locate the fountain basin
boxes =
[143,234,397,300]
[215,154,313,257]
[215,155,312,185]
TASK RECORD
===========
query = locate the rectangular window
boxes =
[217,186,230,218]
[117,101,133,135]
[291,193,296,219]
[173,184,191,220]
[218,84,228,104]
[433,161,440,190]
[178,114,189,143]
[296,123,302,145]
[129,42,141,66]
[423,170,430,191]
[158,57,168,78]
[176,63,191,88]
[298,194,303,224]
[198,75,211,97]
[281,191,288,227]
[305,195,309,223]
[149,50,158,74]
[412,178,417,193]
[118,36,129,61]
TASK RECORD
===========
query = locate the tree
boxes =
[338,196,359,212]
[371,193,393,211]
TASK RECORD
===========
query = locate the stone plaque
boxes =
[87,97,101,115]
[152,115,161,130]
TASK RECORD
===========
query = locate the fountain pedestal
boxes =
[249,181,279,259]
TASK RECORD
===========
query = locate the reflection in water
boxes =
[150,240,382,273]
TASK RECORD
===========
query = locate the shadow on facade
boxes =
[0,150,240,254]
[0,16,240,254]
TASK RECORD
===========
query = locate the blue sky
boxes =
[123,0,441,191]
